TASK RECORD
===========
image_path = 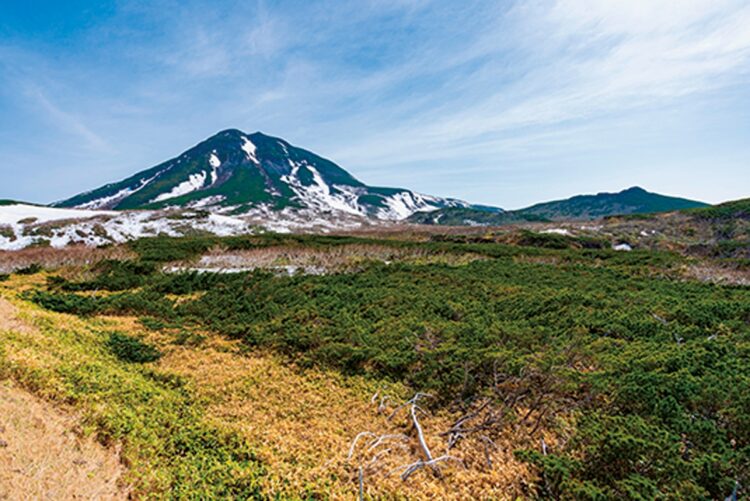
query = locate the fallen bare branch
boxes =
[480,435,498,469]
[366,434,409,452]
[409,394,440,477]
[348,432,377,461]
[378,395,392,414]
[394,455,465,481]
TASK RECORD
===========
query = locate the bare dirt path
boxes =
[0,298,128,500]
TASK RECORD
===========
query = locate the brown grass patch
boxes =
[682,263,750,286]
[0,245,135,274]
[176,243,485,274]
[0,297,36,335]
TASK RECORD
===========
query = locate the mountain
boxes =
[54,129,475,220]
[409,187,709,226]
[516,187,708,221]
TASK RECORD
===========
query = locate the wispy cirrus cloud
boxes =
[331,0,750,166]
[0,0,748,206]
[26,87,110,151]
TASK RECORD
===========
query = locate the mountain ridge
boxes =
[409,186,709,225]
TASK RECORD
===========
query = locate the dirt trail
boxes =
[0,298,34,334]
[0,298,128,500]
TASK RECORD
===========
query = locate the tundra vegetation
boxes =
[1,220,748,499]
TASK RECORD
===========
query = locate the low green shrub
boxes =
[106,332,162,363]
[16,263,43,275]
[29,290,102,315]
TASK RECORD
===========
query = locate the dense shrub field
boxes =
[31,234,750,499]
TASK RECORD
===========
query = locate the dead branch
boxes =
[366,434,409,453]
[480,435,498,469]
[378,395,392,413]
[348,432,377,461]
[527,405,549,436]
[408,393,441,477]
[391,455,465,481]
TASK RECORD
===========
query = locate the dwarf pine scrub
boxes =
[14,233,750,499]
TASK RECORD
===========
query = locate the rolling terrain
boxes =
[1,130,716,251]
[0,205,748,498]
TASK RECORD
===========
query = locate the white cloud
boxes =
[331,0,750,167]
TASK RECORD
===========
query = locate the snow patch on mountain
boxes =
[77,173,161,210]
[541,228,572,236]
[208,152,221,184]
[209,152,221,168]
[241,137,259,164]
[189,195,227,208]
[152,171,208,203]
[0,205,255,251]
[240,204,366,234]
[280,161,367,216]
[378,192,439,220]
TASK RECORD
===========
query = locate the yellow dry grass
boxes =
[152,333,532,500]
[1,274,533,500]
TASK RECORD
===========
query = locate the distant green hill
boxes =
[409,187,710,226]
[0,199,39,206]
[515,186,708,221]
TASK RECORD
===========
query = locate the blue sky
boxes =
[1,0,748,209]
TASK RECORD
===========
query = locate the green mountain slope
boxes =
[687,197,750,220]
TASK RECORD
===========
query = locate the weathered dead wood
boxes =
[409,394,440,476]
[480,435,498,469]
[348,432,377,461]
[390,455,465,481]
[366,434,409,453]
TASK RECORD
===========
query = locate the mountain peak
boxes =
[213,128,267,138]
[620,186,647,194]
[54,130,474,219]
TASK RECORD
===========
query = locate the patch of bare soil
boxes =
[0,380,127,500]
[0,299,34,335]
[683,264,750,286]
